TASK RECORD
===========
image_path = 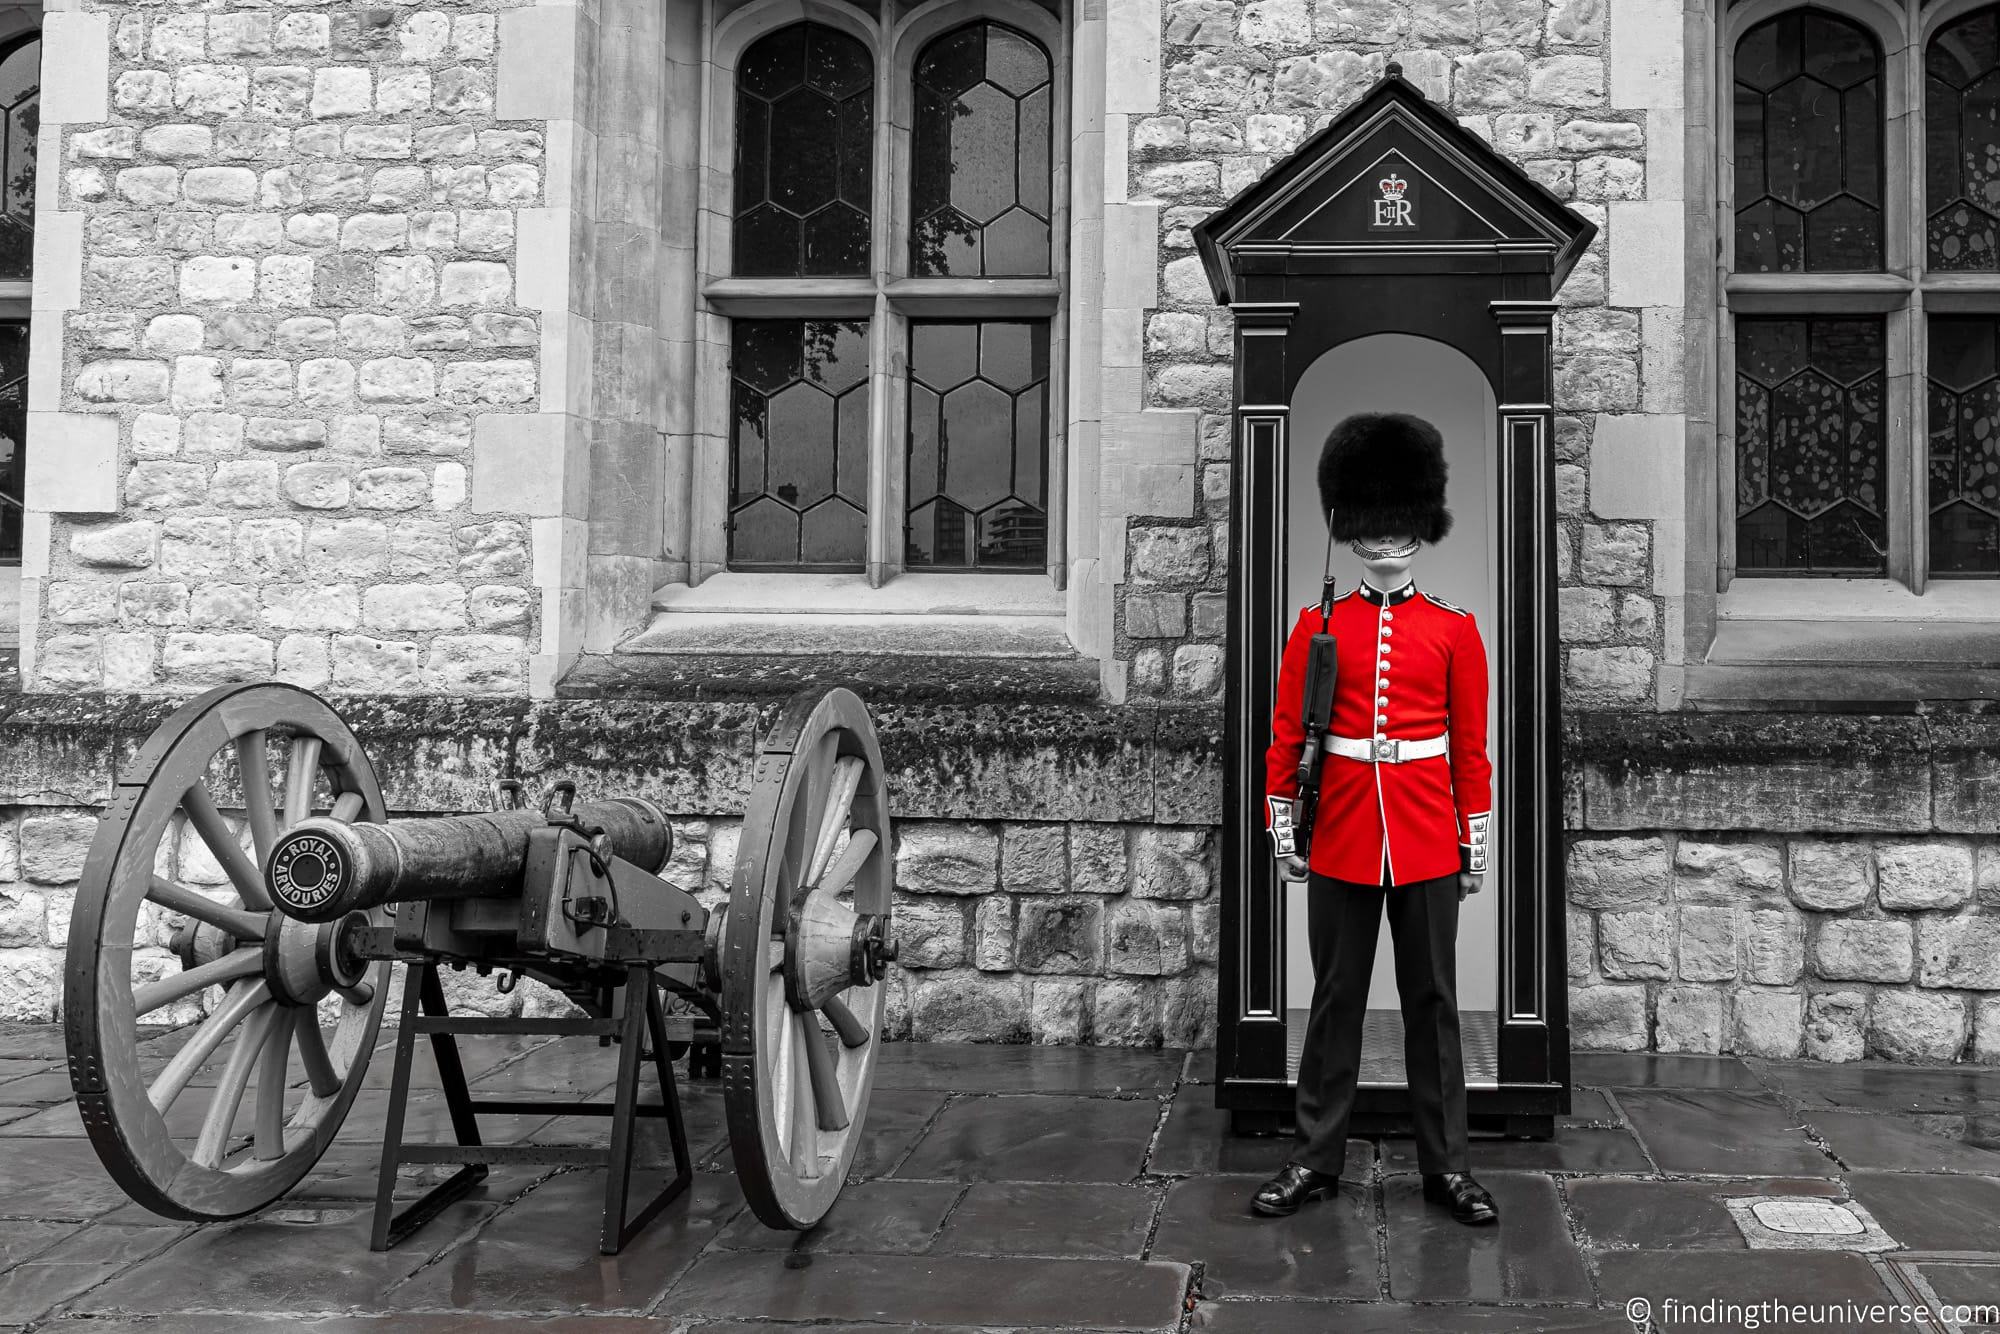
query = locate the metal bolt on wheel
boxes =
[723,686,895,1230]
[64,683,390,1221]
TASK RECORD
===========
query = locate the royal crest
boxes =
[1370,166,1417,230]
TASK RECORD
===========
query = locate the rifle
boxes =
[1267,574,1339,863]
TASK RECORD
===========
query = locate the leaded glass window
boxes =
[1927,317,2000,575]
[912,22,1053,277]
[1927,8,2000,269]
[1734,11,1883,273]
[709,8,1063,580]
[732,23,873,278]
[730,320,870,568]
[0,323,25,564]
[906,321,1048,567]
[0,36,35,286]
[1734,317,1887,574]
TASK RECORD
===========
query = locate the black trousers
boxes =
[1293,869,1469,1176]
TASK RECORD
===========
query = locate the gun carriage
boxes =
[62,681,899,1252]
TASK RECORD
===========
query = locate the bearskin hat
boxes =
[1316,412,1453,544]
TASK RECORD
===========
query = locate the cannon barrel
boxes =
[266,798,671,922]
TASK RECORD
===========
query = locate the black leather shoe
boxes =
[1251,1161,1340,1216]
[1422,1171,1499,1225]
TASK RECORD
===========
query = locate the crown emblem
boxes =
[1378,172,1408,200]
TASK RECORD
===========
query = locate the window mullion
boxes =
[1903,0,1928,590]
[871,10,901,586]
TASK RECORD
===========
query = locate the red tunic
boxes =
[1264,580,1492,886]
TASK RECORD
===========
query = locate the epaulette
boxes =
[1419,590,1469,616]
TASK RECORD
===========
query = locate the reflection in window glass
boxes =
[733,23,873,278]
[1734,11,1881,272]
[0,36,37,284]
[1928,8,2000,270]
[1926,317,2000,575]
[905,321,1048,568]
[0,324,25,563]
[1734,316,1886,574]
[729,320,870,569]
[912,22,1052,277]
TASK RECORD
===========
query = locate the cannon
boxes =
[63,681,899,1252]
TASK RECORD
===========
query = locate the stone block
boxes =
[975,896,1015,971]
[1677,905,1738,981]
[236,519,304,578]
[1016,899,1105,974]
[1030,978,1088,1045]
[890,894,968,970]
[363,583,467,632]
[1568,837,1669,909]
[1127,526,1210,585]
[1804,990,1866,1062]
[0,949,58,1023]
[161,633,275,687]
[1070,824,1130,895]
[1092,978,1161,1046]
[896,824,1000,896]
[1742,909,1805,985]
[1608,200,1684,308]
[332,633,422,692]
[1814,919,1913,984]
[1877,842,1974,911]
[1673,840,1784,905]
[71,522,157,570]
[1132,827,1211,900]
[1654,985,1724,1053]
[912,974,1028,1043]
[1105,899,1190,977]
[1868,990,1967,1063]
[1788,841,1872,910]
[20,812,97,885]
[1597,909,1670,979]
[1165,52,1273,114]
[1568,906,1594,978]
[1569,983,1648,1051]
[1731,990,1804,1059]
[1124,592,1187,639]
[1001,824,1067,893]
[1452,50,1525,108]
[1560,586,1613,641]
[263,583,359,633]
[1917,915,2000,990]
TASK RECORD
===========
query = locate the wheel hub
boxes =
[262,909,371,1008]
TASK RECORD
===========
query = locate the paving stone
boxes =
[1804,1109,2000,1172]
[388,1171,741,1313]
[539,1080,732,1169]
[1567,1177,1843,1252]
[0,1027,65,1060]
[0,1071,81,1104]
[320,1089,559,1147]
[1384,1172,1591,1302]
[932,1182,1158,1258]
[1189,1301,1631,1332]
[840,1089,950,1180]
[0,1224,183,1324]
[40,1318,666,1333]
[662,1250,1190,1329]
[1560,1088,1618,1124]
[1152,1174,1376,1299]
[1620,1090,1836,1175]
[1594,1250,1921,1332]
[74,1201,492,1315]
[712,1179,957,1255]
[1147,1092,1372,1179]
[1183,1049,1216,1084]
[1379,1126,1651,1174]
[1571,1052,1765,1090]
[894,1095,1160,1181]
[1748,1058,2000,1114]
[1843,1170,2000,1251]
[1917,1261,2000,1306]
[871,1043,1184,1093]
[0,1139,154,1218]
[465,1039,622,1095]
[361,1033,550,1089]
[0,1220,84,1268]
[0,1106,35,1128]
[0,1059,52,1083]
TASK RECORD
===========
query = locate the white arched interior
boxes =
[1282,333,1501,1021]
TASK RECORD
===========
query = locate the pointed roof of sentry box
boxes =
[1192,61,1598,305]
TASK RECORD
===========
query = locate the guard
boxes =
[1250,413,1499,1226]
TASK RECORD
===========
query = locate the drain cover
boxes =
[1750,1198,1866,1235]
[1725,1196,1897,1252]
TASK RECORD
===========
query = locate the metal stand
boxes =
[370,960,694,1255]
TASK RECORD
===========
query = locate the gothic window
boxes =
[0,30,37,569]
[1722,2,2000,584]
[705,7,1064,580]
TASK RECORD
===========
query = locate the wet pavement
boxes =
[2,1026,1999,1332]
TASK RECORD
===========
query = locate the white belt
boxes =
[1323,732,1448,763]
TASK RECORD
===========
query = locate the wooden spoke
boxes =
[254,1009,294,1161]
[821,994,871,1049]
[182,785,271,912]
[329,791,365,823]
[235,731,281,867]
[132,946,262,1017]
[148,980,271,1114]
[294,1014,342,1098]
[798,1009,849,1133]
[769,980,795,1152]
[806,755,865,885]
[788,1012,818,1176]
[282,736,322,829]
[147,877,266,941]
[193,1003,277,1169]
[815,827,877,900]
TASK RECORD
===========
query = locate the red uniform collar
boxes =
[1352,579,1418,607]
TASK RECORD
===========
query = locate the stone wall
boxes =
[1113,0,1691,710]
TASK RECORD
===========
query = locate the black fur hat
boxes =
[1316,412,1453,544]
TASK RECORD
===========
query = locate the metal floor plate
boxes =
[1285,1008,1501,1088]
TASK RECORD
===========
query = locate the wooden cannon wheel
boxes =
[722,686,895,1230]
[65,683,390,1220]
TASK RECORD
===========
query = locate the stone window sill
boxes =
[1685,579,2000,707]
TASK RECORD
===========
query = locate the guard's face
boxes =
[1350,533,1419,584]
